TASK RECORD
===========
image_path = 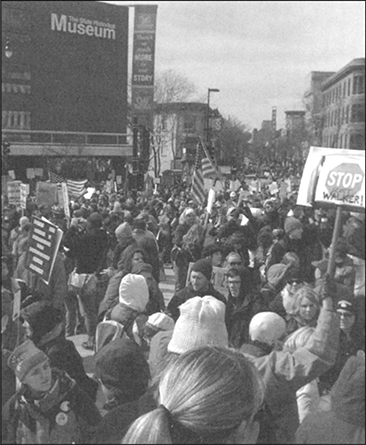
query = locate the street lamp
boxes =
[4,38,13,58]
[206,88,220,146]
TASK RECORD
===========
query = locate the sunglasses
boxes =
[336,312,354,318]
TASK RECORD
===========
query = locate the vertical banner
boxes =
[61,182,70,219]
[131,5,158,130]
[20,183,28,210]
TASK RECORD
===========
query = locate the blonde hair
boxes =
[291,286,321,320]
[283,326,315,353]
[182,223,205,250]
[122,346,264,444]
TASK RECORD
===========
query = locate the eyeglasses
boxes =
[287,279,302,285]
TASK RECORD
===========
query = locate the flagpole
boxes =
[199,138,225,186]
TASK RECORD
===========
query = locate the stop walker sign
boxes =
[315,156,365,209]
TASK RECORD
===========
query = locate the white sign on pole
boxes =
[20,183,28,209]
[61,182,70,218]
[206,189,216,215]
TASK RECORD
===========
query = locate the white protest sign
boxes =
[315,156,364,209]
[206,189,216,214]
[7,181,22,206]
[20,183,28,209]
[297,147,365,211]
[61,182,70,218]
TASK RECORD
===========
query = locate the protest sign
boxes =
[207,189,216,215]
[26,168,35,179]
[36,182,58,208]
[61,182,70,219]
[7,181,22,207]
[26,216,63,285]
[297,147,365,211]
[20,183,28,209]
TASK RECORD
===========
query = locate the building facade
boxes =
[321,58,365,150]
[152,102,208,184]
[2,1,131,181]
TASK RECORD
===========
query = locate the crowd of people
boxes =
[1,172,365,444]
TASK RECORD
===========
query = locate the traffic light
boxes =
[207,144,215,160]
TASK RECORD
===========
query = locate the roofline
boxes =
[321,58,365,90]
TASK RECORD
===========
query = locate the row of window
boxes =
[324,103,365,128]
[2,110,31,129]
[323,132,365,149]
[323,74,365,106]
[2,83,31,94]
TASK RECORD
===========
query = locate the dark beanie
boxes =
[94,338,150,401]
[131,262,153,275]
[20,301,63,343]
[191,258,213,281]
[88,212,103,228]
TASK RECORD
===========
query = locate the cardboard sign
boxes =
[206,189,216,215]
[20,183,28,209]
[297,147,365,211]
[26,216,63,285]
[36,182,58,208]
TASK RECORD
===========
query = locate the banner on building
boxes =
[297,147,365,211]
[26,216,63,285]
[131,4,158,129]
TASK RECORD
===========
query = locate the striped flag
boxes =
[191,143,206,205]
[201,157,216,179]
[48,172,88,199]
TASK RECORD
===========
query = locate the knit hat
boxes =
[167,296,228,354]
[131,262,153,275]
[249,312,286,345]
[19,216,30,229]
[20,301,63,343]
[112,201,122,213]
[118,273,149,312]
[94,338,150,398]
[8,340,48,382]
[115,222,132,239]
[190,258,213,281]
[284,217,303,234]
[146,313,175,333]
[88,212,103,228]
[267,263,289,287]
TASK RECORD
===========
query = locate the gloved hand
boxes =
[319,273,337,302]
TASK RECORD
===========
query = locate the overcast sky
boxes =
[103,1,365,130]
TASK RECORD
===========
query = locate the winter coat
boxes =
[132,229,160,283]
[296,355,365,444]
[35,323,98,402]
[63,226,109,274]
[225,291,267,348]
[148,330,174,379]
[241,306,339,444]
[98,270,164,321]
[26,252,67,314]
[296,380,320,424]
[2,369,101,444]
[166,282,227,322]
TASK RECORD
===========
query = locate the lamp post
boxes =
[206,88,220,145]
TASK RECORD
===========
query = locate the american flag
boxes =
[48,172,88,199]
[191,143,207,205]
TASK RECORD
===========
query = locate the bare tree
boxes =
[154,69,197,103]
[217,115,251,165]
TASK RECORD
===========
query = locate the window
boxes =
[343,81,346,98]
[183,114,196,133]
[351,103,365,123]
[345,105,349,123]
[349,133,365,150]
[353,75,365,95]
[348,79,351,96]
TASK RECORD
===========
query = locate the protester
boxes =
[166,258,227,321]
[20,301,98,402]
[63,212,110,350]
[225,265,267,348]
[296,354,365,444]
[2,340,101,444]
[122,346,265,444]
[284,286,321,335]
[93,337,151,443]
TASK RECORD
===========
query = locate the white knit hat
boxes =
[249,312,286,345]
[146,313,175,332]
[167,296,228,354]
[119,273,149,312]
